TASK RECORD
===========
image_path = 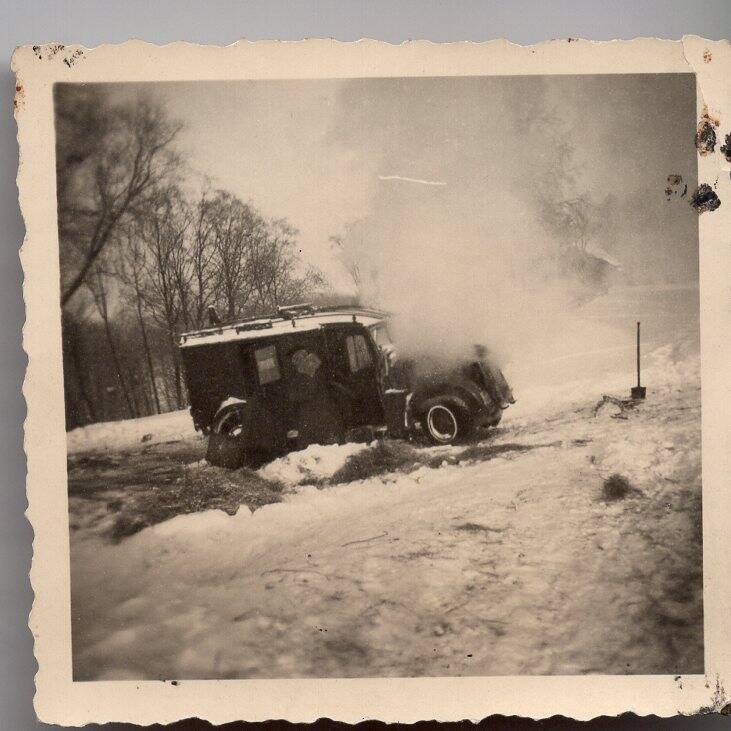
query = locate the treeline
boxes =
[56,85,324,429]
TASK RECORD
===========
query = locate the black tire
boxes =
[421,400,473,445]
[213,406,247,438]
[206,406,248,468]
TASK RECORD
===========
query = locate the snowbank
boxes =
[258,441,370,486]
[67,409,197,455]
[505,344,699,425]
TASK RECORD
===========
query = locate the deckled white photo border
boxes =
[13,37,730,725]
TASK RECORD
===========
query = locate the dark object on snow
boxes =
[602,473,640,501]
[631,321,647,400]
[594,394,637,418]
[140,433,153,443]
[178,306,513,467]
[690,183,721,214]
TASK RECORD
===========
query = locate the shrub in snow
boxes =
[329,438,552,485]
[330,441,422,484]
[602,473,641,501]
[457,441,542,463]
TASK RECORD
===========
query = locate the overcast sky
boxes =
[105,73,697,291]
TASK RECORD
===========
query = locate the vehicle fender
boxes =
[455,380,494,411]
[412,392,471,419]
[211,396,249,426]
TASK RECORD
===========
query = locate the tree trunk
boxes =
[126,364,142,418]
[137,375,152,416]
[63,316,97,424]
[94,269,137,419]
[167,330,184,409]
[101,313,137,419]
[135,295,162,414]
[174,360,183,409]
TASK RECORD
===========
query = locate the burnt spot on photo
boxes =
[690,183,721,214]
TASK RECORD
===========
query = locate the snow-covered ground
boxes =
[67,408,195,455]
[67,340,703,680]
[259,442,370,486]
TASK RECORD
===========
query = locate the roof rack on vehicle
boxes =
[277,302,316,319]
[306,304,390,319]
[178,304,389,344]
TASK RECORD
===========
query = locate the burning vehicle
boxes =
[178,304,513,468]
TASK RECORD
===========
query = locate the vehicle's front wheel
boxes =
[421,401,473,445]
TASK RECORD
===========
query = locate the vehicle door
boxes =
[323,324,384,427]
[182,342,249,431]
[241,339,291,454]
[278,332,345,446]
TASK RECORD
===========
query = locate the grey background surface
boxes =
[1,1,729,728]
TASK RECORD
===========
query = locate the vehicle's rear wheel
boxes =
[421,401,472,445]
[206,406,248,468]
[214,407,246,438]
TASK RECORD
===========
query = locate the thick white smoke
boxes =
[328,75,698,394]
[330,82,608,387]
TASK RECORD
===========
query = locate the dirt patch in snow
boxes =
[68,439,283,542]
[109,465,284,541]
[323,438,567,486]
[327,440,423,484]
[454,522,508,534]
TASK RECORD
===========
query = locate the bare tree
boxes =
[137,188,191,408]
[187,192,218,328]
[253,218,325,311]
[61,308,98,427]
[209,192,262,319]
[84,260,137,418]
[116,226,163,414]
[55,89,331,426]
[56,90,182,308]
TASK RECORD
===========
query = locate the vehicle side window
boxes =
[254,345,281,385]
[346,334,373,373]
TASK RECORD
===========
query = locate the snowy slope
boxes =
[68,346,702,680]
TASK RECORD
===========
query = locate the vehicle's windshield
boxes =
[369,323,393,348]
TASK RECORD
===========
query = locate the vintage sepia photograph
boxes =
[54,70,707,682]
